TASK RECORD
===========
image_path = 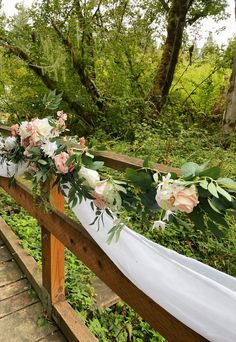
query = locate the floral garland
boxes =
[0,112,235,241]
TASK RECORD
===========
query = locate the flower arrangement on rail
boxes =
[0,112,235,241]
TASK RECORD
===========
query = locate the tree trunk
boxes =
[150,0,189,114]
[223,50,236,134]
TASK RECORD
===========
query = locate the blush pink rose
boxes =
[54,152,70,174]
[92,191,107,209]
[57,111,67,127]
[173,185,199,213]
[78,137,86,148]
[11,124,19,136]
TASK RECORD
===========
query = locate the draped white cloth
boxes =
[0,161,236,341]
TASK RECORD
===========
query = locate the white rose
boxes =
[41,141,58,157]
[78,166,100,189]
[5,136,17,151]
[32,118,53,142]
[19,121,30,140]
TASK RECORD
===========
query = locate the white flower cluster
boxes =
[0,136,17,154]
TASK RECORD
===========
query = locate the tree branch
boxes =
[51,21,103,110]
[0,38,94,127]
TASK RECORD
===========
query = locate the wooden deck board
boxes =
[0,302,58,342]
[37,331,67,341]
[92,277,120,308]
[0,278,30,301]
[0,245,13,262]
[0,290,39,318]
[0,260,23,286]
[0,236,67,342]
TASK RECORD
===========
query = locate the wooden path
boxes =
[0,237,66,342]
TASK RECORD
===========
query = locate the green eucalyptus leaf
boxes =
[217,178,236,191]
[38,159,47,165]
[208,182,219,198]
[208,198,221,214]
[211,196,232,212]
[216,185,232,202]
[181,162,199,177]
[125,168,152,190]
[199,179,208,190]
[198,166,221,179]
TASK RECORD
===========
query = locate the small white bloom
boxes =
[155,173,178,211]
[78,166,100,189]
[19,121,30,140]
[41,141,58,157]
[5,136,17,151]
[153,220,166,231]
[163,210,174,221]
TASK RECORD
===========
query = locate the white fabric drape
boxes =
[1,162,236,341]
[64,187,236,342]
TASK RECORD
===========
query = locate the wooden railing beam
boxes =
[95,150,181,175]
[41,181,65,307]
[0,176,206,341]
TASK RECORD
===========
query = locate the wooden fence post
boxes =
[41,180,65,308]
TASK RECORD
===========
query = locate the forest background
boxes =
[0,1,236,341]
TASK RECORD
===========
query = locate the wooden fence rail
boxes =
[0,125,206,341]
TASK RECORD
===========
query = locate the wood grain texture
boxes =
[0,245,12,262]
[0,260,23,287]
[41,227,65,305]
[0,290,38,318]
[53,301,97,342]
[0,211,93,342]
[0,279,30,301]
[0,217,43,301]
[37,331,67,342]
[0,302,57,342]
[95,150,181,175]
[0,177,207,341]
[92,277,119,308]
[41,181,65,306]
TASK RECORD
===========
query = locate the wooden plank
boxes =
[95,150,181,175]
[42,181,65,306]
[0,261,23,287]
[0,217,95,342]
[42,227,65,305]
[36,331,67,342]
[0,245,13,263]
[0,218,43,302]
[0,302,57,342]
[0,177,207,341]
[53,300,97,342]
[92,277,119,308]
[0,290,39,318]
[0,279,30,301]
